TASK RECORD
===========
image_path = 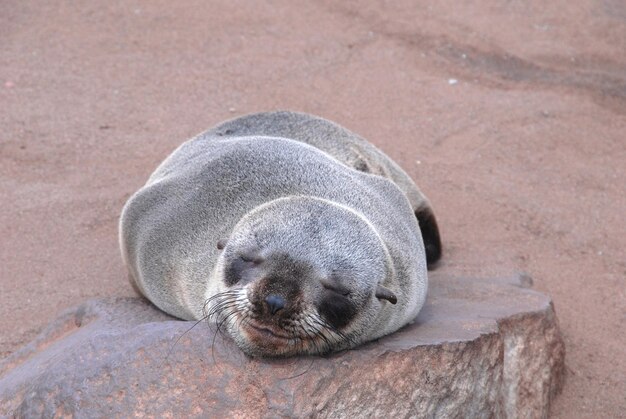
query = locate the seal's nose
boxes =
[265,295,286,315]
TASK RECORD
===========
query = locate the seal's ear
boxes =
[217,239,228,250]
[375,285,397,304]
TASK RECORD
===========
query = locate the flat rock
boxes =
[0,274,564,418]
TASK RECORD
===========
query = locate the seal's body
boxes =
[120,111,441,357]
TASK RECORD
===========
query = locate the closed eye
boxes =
[321,282,351,297]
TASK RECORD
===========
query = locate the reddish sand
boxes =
[1,1,624,416]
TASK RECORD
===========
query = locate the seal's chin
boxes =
[239,320,302,356]
[246,322,292,339]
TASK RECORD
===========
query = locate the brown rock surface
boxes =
[2,1,625,416]
[0,274,564,418]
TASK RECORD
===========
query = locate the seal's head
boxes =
[206,196,398,357]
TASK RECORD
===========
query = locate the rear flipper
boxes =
[415,205,442,269]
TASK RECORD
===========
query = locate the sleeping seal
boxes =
[119,111,441,357]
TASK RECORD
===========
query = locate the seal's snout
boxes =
[265,294,285,314]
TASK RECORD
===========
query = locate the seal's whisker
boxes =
[295,319,320,354]
[210,306,247,365]
[204,289,248,327]
[208,302,241,319]
[164,313,211,362]
[300,317,334,354]
[307,314,353,353]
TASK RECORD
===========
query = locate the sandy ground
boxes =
[1,0,625,416]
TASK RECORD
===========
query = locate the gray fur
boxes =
[119,111,438,356]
